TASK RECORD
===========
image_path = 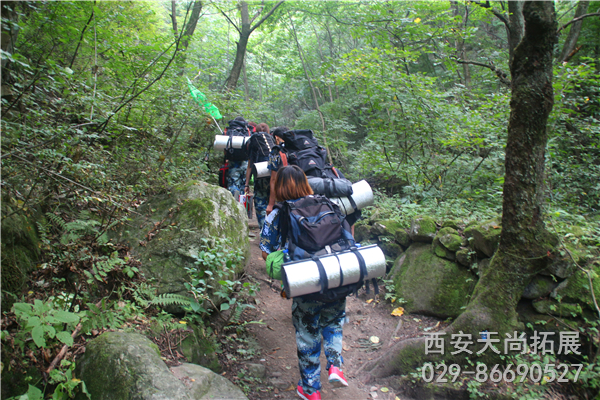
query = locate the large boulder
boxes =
[464,219,501,258]
[75,332,248,400]
[111,181,249,297]
[75,331,192,400]
[393,243,477,318]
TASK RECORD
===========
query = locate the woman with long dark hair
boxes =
[260,165,349,400]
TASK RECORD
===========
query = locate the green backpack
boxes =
[265,250,284,280]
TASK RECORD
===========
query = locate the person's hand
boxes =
[266,204,273,215]
[244,185,250,194]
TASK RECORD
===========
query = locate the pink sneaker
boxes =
[328,366,348,387]
[297,385,321,400]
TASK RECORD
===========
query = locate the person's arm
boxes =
[266,170,277,214]
[245,160,253,194]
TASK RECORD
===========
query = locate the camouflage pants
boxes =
[292,297,346,395]
[226,161,248,198]
[253,177,270,230]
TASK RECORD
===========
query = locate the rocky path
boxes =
[232,217,445,400]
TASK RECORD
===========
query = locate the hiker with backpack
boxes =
[265,128,362,232]
[265,126,289,215]
[222,116,253,198]
[260,165,352,400]
[244,122,275,229]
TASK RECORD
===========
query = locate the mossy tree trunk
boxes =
[364,1,558,379]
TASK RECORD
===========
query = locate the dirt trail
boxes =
[236,216,444,400]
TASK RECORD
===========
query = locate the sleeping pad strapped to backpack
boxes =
[224,120,251,162]
[276,194,374,302]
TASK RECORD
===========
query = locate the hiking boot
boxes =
[296,385,321,400]
[328,366,348,388]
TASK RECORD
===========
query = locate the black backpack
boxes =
[276,130,327,177]
[224,120,251,162]
[280,129,319,151]
[248,132,275,163]
[276,195,370,302]
[285,146,327,178]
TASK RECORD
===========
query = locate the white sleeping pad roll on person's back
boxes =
[329,180,374,216]
[213,135,248,151]
[281,244,386,298]
[252,161,270,178]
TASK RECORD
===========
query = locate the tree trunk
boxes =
[451,1,471,88]
[180,0,202,52]
[242,59,250,101]
[363,1,557,379]
[170,0,178,36]
[223,0,283,94]
[559,1,589,62]
[1,2,20,72]
[507,1,525,66]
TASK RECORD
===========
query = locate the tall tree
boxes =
[559,1,590,62]
[221,0,284,93]
[363,1,558,378]
[180,0,203,52]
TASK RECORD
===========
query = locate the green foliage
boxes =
[47,360,91,400]
[11,300,80,349]
[184,238,258,327]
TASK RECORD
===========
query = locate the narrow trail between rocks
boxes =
[230,216,447,400]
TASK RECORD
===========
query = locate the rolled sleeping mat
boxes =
[329,180,374,216]
[281,244,386,298]
[213,135,248,151]
[252,161,270,178]
[307,176,353,198]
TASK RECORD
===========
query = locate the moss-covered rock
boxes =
[379,238,403,259]
[409,216,437,243]
[532,299,583,318]
[464,218,501,258]
[178,325,221,373]
[474,257,492,277]
[455,247,475,267]
[354,222,374,243]
[75,331,192,400]
[394,243,477,318]
[540,244,581,279]
[522,275,558,300]
[171,363,248,400]
[394,228,411,248]
[551,263,600,313]
[432,227,463,261]
[376,219,403,237]
[441,219,460,230]
[110,181,249,301]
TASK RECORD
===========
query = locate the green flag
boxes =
[187,78,222,119]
